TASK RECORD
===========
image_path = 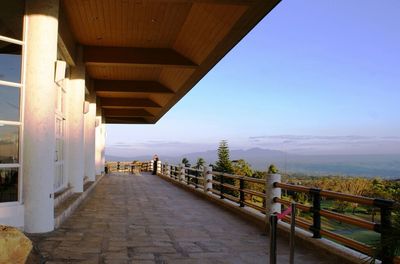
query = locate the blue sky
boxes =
[106,0,400,157]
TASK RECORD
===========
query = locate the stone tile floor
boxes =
[28,173,339,263]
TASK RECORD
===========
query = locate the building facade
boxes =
[0,1,106,233]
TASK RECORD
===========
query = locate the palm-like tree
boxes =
[195,158,205,169]
[181,157,190,167]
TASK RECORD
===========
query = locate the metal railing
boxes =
[114,160,398,263]
[274,182,395,263]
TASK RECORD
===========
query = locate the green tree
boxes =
[214,140,236,196]
[215,140,233,173]
[181,157,190,167]
[232,159,253,177]
[194,158,206,169]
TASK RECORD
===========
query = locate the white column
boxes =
[67,51,85,192]
[204,166,213,193]
[23,0,59,233]
[265,173,281,218]
[100,123,106,173]
[95,120,106,175]
[84,103,96,181]
[95,116,102,175]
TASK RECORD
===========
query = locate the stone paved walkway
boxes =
[29,173,338,264]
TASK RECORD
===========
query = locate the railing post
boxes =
[172,166,176,179]
[310,188,321,238]
[290,202,296,264]
[149,160,154,172]
[266,172,281,219]
[220,173,224,199]
[179,164,185,182]
[204,166,212,193]
[194,169,199,188]
[269,214,278,264]
[239,177,244,207]
[156,160,162,175]
[166,164,171,178]
[375,198,394,264]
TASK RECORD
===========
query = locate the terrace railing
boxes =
[274,182,395,263]
[126,160,397,263]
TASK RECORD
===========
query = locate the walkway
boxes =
[29,173,338,264]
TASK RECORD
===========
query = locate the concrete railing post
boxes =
[157,161,162,175]
[165,163,171,178]
[204,166,213,193]
[149,160,154,172]
[265,172,281,221]
[180,164,185,182]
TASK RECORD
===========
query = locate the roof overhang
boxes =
[61,0,281,124]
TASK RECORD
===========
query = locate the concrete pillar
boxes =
[84,103,96,181]
[95,117,102,175]
[23,0,59,233]
[100,124,106,173]
[67,49,85,192]
[265,173,281,219]
[204,166,213,193]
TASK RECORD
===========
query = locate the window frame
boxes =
[0,12,27,206]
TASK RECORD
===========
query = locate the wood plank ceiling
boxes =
[61,0,280,124]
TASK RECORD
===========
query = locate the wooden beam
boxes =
[103,108,155,118]
[100,98,162,108]
[84,46,197,68]
[105,117,151,124]
[94,80,174,94]
[115,0,256,4]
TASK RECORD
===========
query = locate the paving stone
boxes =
[27,173,340,263]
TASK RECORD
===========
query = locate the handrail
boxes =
[135,160,396,262]
[274,181,395,263]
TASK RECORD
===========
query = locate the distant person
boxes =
[152,154,159,175]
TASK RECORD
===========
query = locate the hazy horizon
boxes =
[106,135,400,158]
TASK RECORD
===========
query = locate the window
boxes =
[0,1,24,203]
[0,125,19,164]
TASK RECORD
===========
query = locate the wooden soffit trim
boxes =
[100,98,162,108]
[84,46,197,68]
[105,117,151,124]
[103,108,155,118]
[94,80,174,94]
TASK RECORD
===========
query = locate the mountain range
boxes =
[106,148,400,179]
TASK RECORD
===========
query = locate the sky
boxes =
[106,0,400,158]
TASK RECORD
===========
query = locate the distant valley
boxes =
[106,148,400,179]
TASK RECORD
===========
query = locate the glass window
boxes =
[0,85,20,121]
[0,125,19,164]
[0,41,22,83]
[0,168,18,202]
[0,1,25,40]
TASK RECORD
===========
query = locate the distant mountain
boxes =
[106,149,400,179]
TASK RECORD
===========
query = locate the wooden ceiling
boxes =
[61,0,280,124]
